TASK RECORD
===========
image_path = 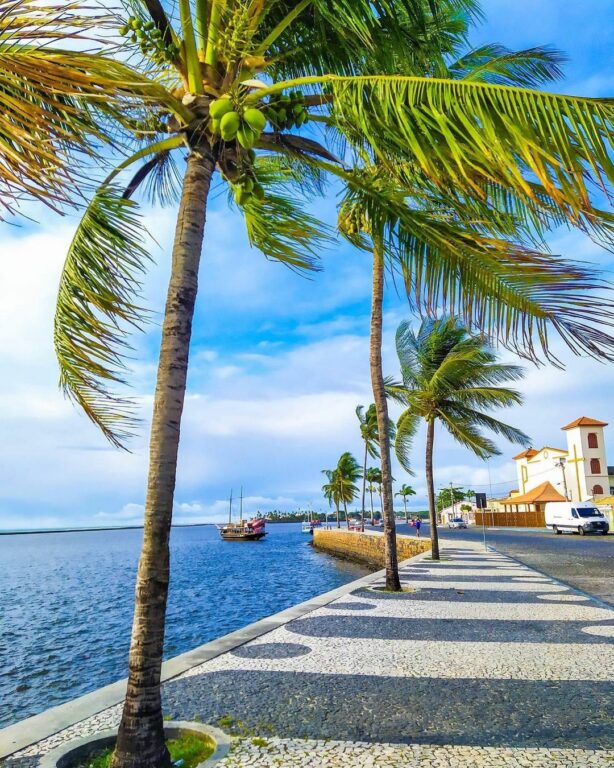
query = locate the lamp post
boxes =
[555,457,569,500]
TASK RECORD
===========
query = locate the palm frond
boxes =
[394,409,419,473]
[437,411,500,458]
[232,160,332,271]
[444,403,530,445]
[258,75,614,215]
[54,187,151,447]
[450,45,566,87]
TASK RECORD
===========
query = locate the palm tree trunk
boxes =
[369,488,374,523]
[111,148,216,768]
[403,496,408,524]
[425,419,440,561]
[361,442,367,531]
[344,500,350,528]
[370,237,400,591]
[336,502,340,528]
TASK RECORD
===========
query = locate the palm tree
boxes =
[356,403,395,528]
[337,452,362,527]
[336,8,614,590]
[322,452,361,528]
[396,484,416,524]
[22,0,611,760]
[391,316,530,560]
[364,467,382,523]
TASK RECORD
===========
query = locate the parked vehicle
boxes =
[545,502,609,536]
[448,517,468,529]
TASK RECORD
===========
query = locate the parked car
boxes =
[545,502,609,535]
[448,517,467,529]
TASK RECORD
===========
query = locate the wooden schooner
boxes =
[217,488,267,541]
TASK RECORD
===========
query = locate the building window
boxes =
[588,432,598,449]
[592,485,604,496]
[590,458,601,474]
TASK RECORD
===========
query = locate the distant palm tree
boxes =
[322,452,362,528]
[391,317,529,560]
[356,404,395,528]
[365,467,382,523]
[396,484,416,524]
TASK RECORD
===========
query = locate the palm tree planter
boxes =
[39,722,231,768]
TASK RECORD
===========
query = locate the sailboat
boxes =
[301,504,322,534]
[217,488,267,541]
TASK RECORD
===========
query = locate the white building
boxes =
[512,416,613,504]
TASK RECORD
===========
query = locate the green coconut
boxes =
[236,125,257,149]
[243,108,266,132]
[210,98,234,120]
[220,111,241,140]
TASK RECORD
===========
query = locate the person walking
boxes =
[415,517,422,537]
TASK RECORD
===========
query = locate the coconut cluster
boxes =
[119,17,180,64]
[264,91,308,130]
[209,98,267,149]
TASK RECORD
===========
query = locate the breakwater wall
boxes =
[313,528,430,568]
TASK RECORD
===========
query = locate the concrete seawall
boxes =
[312,528,430,568]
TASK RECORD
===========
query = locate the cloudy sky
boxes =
[1,1,613,530]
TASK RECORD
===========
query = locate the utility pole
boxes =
[555,458,569,500]
[450,481,456,520]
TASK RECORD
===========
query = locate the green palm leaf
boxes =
[54,188,151,447]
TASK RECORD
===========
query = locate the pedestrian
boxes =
[415,517,421,537]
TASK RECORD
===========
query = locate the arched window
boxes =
[593,485,604,496]
[590,458,601,474]
[588,432,598,449]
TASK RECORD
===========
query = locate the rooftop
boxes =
[501,481,566,506]
[561,416,609,431]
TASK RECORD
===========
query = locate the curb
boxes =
[0,547,431,758]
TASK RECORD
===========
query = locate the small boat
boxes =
[301,508,322,534]
[217,489,267,541]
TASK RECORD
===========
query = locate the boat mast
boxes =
[229,489,233,524]
[240,486,243,523]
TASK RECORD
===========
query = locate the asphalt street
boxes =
[394,522,614,607]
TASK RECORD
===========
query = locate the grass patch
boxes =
[78,732,215,768]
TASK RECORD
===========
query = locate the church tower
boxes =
[561,417,609,500]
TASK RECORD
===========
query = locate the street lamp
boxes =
[555,457,569,500]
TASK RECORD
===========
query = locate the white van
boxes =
[545,502,609,536]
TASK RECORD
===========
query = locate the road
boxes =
[394,521,614,607]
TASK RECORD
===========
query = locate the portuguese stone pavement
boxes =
[6,541,614,767]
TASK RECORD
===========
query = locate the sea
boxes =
[0,523,366,729]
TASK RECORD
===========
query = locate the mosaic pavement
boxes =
[5,541,614,767]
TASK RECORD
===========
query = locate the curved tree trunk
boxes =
[370,238,400,591]
[361,442,367,531]
[425,419,440,561]
[111,149,216,768]
[344,500,350,528]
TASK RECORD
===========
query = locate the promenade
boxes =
[5,540,614,768]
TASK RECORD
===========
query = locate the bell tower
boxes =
[561,417,609,500]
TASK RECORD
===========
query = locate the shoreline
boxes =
[0,548,400,758]
[0,523,214,536]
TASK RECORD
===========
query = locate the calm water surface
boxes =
[0,523,366,728]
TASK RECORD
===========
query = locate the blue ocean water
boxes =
[0,523,366,729]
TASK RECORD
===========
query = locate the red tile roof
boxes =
[501,481,566,505]
[561,416,608,430]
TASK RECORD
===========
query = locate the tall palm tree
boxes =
[16,0,610,761]
[391,316,530,560]
[322,452,361,527]
[336,6,614,590]
[356,403,394,527]
[396,484,416,524]
[355,404,379,523]
[364,467,381,522]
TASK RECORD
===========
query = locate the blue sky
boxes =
[0,0,613,529]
